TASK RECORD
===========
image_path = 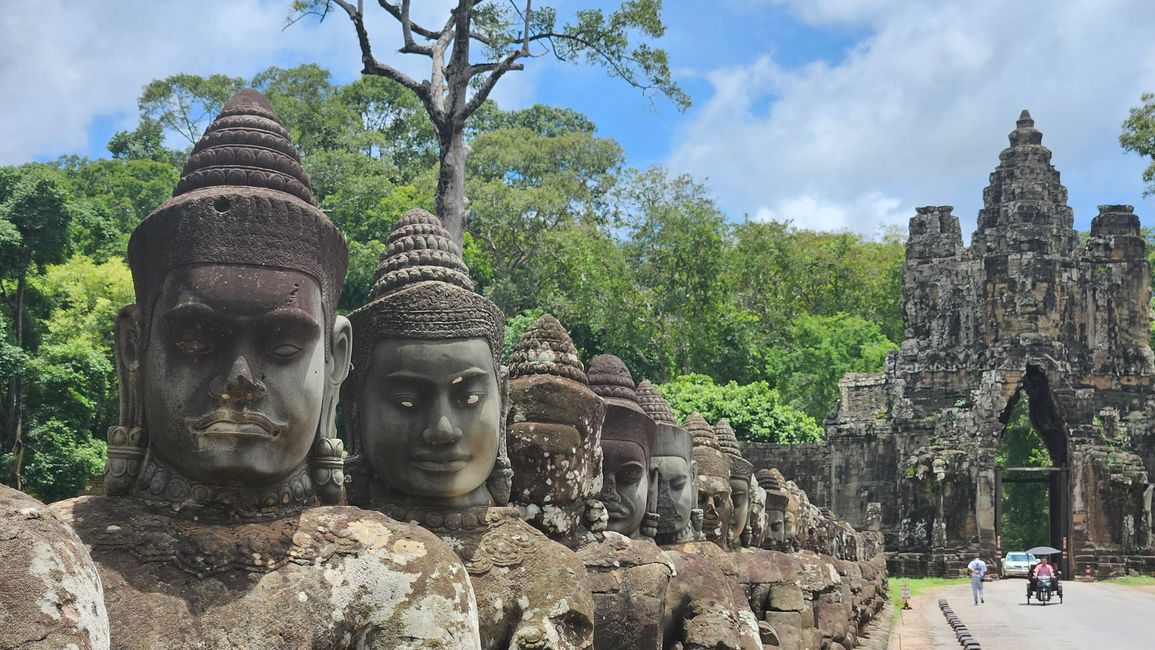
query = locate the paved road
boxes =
[901,578,1155,649]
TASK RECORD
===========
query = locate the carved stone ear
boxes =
[311,315,353,506]
[107,305,146,497]
[328,315,353,386]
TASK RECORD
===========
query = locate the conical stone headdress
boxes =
[715,420,752,482]
[587,355,656,457]
[686,413,729,479]
[508,314,588,384]
[506,314,605,512]
[756,468,790,511]
[348,208,504,384]
[636,381,691,460]
[127,89,347,331]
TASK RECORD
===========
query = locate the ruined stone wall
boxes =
[742,442,830,507]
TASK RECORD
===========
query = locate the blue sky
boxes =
[3,0,1154,239]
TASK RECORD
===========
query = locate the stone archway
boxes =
[991,366,1071,575]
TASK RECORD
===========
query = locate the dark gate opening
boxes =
[993,366,1071,576]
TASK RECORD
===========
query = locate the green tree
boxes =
[731,221,905,344]
[619,167,738,380]
[656,373,823,444]
[5,256,133,500]
[1121,92,1155,196]
[137,73,247,146]
[463,122,623,313]
[0,165,72,488]
[56,157,180,261]
[294,0,688,245]
[762,312,897,422]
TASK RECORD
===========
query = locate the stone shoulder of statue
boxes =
[1,485,109,650]
[51,497,479,649]
[576,530,675,572]
[661,539,763,648]
[661,546,762,650]
[425,506,595,649]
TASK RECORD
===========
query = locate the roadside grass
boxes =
[1105,575,1155,587]
[888,577,968,623]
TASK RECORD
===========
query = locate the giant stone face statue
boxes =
[686,413,733,547]
[715,420,753,549]
[346,210,596,649]
[588,355,658,539]
[636,381,699,545]
[756,468,791,550]
[50,90,481,649]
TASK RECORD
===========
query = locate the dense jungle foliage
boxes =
[0,66,909,499]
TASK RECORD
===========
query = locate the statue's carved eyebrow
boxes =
[258,307,321,335]
[162,302,224,328]
[161,303,318,332]
[382,367,489,383]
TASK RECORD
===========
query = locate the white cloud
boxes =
[669,0,1155,237]
[0,0,477,164]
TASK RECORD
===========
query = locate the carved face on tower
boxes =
[588,355,658,539]
[715,420,753,548]
[346,209,507,508]
[636,381,698,544]
[115,89,351,505]
[685,413,732,547]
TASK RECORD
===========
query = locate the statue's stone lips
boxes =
[186,410,285,439]
[411,451,472,473]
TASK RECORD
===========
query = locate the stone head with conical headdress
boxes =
[107,89,351,514]
[636,381,699,545]
[756,468,790,548]
[587,354,658,539]
[715,419,753,547]
[344,208,508,509]
[506,313,606,542]
[685,412,733,547]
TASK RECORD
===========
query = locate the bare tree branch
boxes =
[462,0,532,118]
[377,0,441,40]
[331,0,439,123]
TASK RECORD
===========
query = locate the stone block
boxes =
[769,584,806,612]
[765,611,801,650]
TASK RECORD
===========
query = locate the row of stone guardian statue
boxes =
[0,90,886,650]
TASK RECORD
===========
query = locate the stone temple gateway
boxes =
[744,111,1155,577]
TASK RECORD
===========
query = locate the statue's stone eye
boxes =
[270,343,303,358]
[177,339,212,355]
[464,394,481,406]
[399,399,415,408]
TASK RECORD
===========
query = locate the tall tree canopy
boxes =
[1121,92,1155,196]
[291,0,688,245]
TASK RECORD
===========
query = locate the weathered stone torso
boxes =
[1,485,108,650]
[388,506,595,650]
[662,540,763,650]
[661,544,762,650]
[576,532,673,650]
[51,496,480,649]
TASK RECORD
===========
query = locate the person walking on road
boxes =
[967,556,988,605]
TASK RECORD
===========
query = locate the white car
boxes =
[1002,552,1036,578]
